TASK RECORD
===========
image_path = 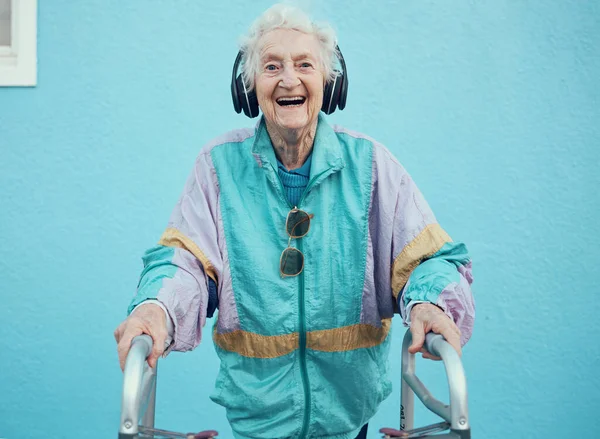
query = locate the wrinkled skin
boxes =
[114,303,167,370]
[254,28,325,170]
[409,303,462,360]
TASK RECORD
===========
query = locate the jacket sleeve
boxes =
[127,152,223,352]
[391,170,475,346]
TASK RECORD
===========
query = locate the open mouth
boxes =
[276,96,306,107]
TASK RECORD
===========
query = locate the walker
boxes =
[118,331,470,439]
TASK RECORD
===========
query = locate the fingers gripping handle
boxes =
[401,331,470,435]
[119,335,158,437]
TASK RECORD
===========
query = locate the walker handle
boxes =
[399,331,470,438]
[118,335,158,438]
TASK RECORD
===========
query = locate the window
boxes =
[0,0,37,86]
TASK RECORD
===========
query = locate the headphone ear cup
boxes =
[246,88,259,118]
[236,75,260,118]
[322,72,343,115]
[322,79,334,114]
[232,74,242,114]
[338,72,348,110]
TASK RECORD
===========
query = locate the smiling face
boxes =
[254,28,325,133]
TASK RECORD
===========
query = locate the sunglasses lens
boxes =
[287,209,310,238]
[280,247,304,277]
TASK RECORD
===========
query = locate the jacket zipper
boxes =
[296,188,313,439]
[270,163,312,438]
[297,235,311,439]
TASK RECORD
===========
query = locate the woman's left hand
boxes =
[408,302,462,360]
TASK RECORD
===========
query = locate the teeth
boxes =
[277,97,305,104]
[277,96,306,107]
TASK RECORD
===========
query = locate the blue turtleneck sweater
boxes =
[275,153,312,207]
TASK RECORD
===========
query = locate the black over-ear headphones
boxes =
[231,46,348,118]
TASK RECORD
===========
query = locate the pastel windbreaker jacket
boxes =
[128,114,475,439]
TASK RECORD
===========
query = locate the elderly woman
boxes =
[114,4,475,439]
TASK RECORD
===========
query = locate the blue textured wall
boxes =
[1,1,598,438]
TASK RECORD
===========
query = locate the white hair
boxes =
[239,3,338,90]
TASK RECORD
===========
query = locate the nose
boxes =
[279,64,301,89]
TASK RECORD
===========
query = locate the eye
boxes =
[300,62,313,69]
[265,64,278,72]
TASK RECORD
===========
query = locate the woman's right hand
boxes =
[114,303,168,371]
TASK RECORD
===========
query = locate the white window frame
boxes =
[0,0,37,86]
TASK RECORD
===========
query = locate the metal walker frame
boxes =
[118,331,470,438]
